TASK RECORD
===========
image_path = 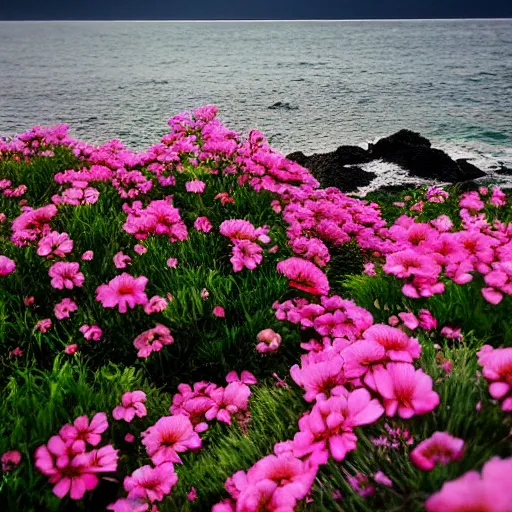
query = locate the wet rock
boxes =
[268,101,299,110]
[369,129,486,182]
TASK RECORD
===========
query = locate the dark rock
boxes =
[268,101,299,110]
[370,129,486,182]
[456,159,488,180]
[334,145,373,166]
[496,163,512,175]
[286,146,374,192]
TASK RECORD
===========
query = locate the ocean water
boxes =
[1,20,511,177]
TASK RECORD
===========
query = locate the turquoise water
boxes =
[0,20,511,168]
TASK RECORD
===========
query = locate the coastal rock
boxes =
[369,129,486,182]
[268,101,299,110]
[496,163,512,175]
[286,147,375,192]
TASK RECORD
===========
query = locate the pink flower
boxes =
[194,216,213,233]
[124,463,178,502]
[166,257,178,268]
[133,324,174,358]
[114,251,132,269]
[0,255,16,276]
[277,257,330,295]
[79,324,102,341]
[225,370,258,385]
[200,288,209,299]
[374,470,393,487]
[490,186,506,207]
[292,389,384,463]
[384,250,440,279]
[459,191,485,211]
[426,186,449,203]
[362,324,421,362]
[205,381,252,425]
[59,412,109,450]
[230,240,263,272]
[219,219,270,243]
[125,434,136,443]
[348,472,375,497]
[256,328,282,353]
[24,296,35,306]
[54,298,78,320]
[141,415,202,465]
[290,355,345,402]
[418,309,438,330]
[96,273,148,313]
[49,262,84,290]
[81,250,94,261]
[35,318,52,332]
[113,391,147,422]
[185,180,206,193]
[364,262,377,276]
[214,192,235,205]
[441,326,462,340]
[65,344,78,354]
[425,456,512,512]
[107,499,149,512]
[477,345,512,411]
[365,363,440,418]
[1,450,22,471]
[134,244,147,255]
[9,347,23,358]
[187,487,197,501]
[37,231,73,258]
[398,312,419,330]
[410,432,465,471]
[144,295,168,314]
[213,305,225,318]
[431,215,454,232]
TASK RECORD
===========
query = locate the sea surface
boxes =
[1,20,511,183]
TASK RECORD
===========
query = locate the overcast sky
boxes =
[1,0,511,20]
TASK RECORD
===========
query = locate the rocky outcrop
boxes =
[287,146,374,192]
[268,102,299,110]
[287,129,487,192]
[369,130,486,182]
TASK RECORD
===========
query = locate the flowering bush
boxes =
[1,107,511,511]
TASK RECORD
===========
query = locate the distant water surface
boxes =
[0,20,511,173]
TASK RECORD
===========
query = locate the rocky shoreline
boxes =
[286,129,510,193]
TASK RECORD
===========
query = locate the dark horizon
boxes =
[1,0,512,22]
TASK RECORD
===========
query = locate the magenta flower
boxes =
[185,180,206,194]
[365,363,440,418]
[398,312,419,330]
[1,450,22,472]
[37,231,73,258]
[124,434,136,443]
[290,355,345,402]
[187,487,197,501]
[477,345,512,411]
[418,309,438,330]
[113,391,147,423]
[362,324,421,363]
[348,472,375,497]
[205,381,252,425]
[230,240,263,272]
[215,192,235,205]
[79,324,103,341]
[425,456,512,512]
[114,251,132,269]
[277,257,330,295]
[292,389,384,463]
[96,273,148,313]
[141,415,202,465]
[256,328,282,353]
[35,318,52,332]
[107,498,149,512]
[410,432,465,471]
[441,326,462,340]
[124,463,178,503]
[49,262,84,290]
[59,412,109,451]
[194,216,213,233]
[54,298,78,320]
[143,295,168,315]
[81,250,94,261]
[0,255,16,276]
[133,324,174,358]
[213,305,225,318]
[219,219,270,243]
[166,257,178,268]
[134,244,147,255]
[374,470,393,487]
